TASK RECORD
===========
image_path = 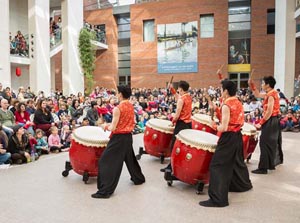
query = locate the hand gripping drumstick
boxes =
[169,76,176,95]
[217,64,225,80]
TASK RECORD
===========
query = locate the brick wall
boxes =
[84,8,119,89]
[130,0,228,89]
[251,0,275,86]
[54,51,62,91]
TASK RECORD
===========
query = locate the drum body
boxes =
[171,129,218,185]
[241,123,258,159]
[192,114,217,135]
[69,126,110,176]
[143,119,174,158]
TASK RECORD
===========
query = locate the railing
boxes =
[84,23,107,44]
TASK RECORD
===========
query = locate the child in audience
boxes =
[35,129,49,155]
[48,126,63,153]
[60,125,71,151]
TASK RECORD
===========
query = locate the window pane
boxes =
[229,6,251,15]
[267,9,275,34]
[143,20,155,42]
[118,31,130,39]
[118,24,130,32]
[200,14,214,38]
[229,22,251,31]
[229,14,251,23]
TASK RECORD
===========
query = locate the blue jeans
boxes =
[0,152,11,164]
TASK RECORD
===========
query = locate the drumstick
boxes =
[249,69,255,80]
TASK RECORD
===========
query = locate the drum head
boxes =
[176,129,218,152]
[73,126,110,147]
[242,123,257,136]
[146,119,174,134]
[192,114,218,126]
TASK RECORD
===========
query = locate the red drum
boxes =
[192,114,218,135]
[172,129,218,185]
[69,126,110,177]
[143,119,174,158]
[241,123,258,159]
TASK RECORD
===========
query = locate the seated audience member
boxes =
[7,126,31,164]
[60,125,72,150]
[15,102,35,136]
[0,125,11,165]
[34,129,49,155]
[48,126,64,153]
[33,99,55,135]
[282,111,299,132]
[0,99,19,138]
[81,117,89,126]
[87,101,99,126]
[26,99,36,115]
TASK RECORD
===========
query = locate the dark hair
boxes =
[17,102,26,113]
[91,101,97,108]
[72,99,79,108]
[178,81,189,92]
[221,79,237,96]
[117,85,131,99]
[263,76,276,88]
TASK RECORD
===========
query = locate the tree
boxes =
[78,28,96,95]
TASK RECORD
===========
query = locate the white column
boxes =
[62,0,84,96]
[274,0,296,98]
[28,0,51,96]
[0,0,11,88]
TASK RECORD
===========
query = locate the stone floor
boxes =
[0,132,300,223]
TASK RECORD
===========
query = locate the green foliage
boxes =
[78,28,96,94]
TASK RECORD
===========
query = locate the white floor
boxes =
[0,132,300,223]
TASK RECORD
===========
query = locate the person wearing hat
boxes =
[91,85,145,199]
[86,100,99,126]
[7,125,31,164]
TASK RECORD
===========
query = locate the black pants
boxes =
[170,120,192,152]
[208,131,252,206]
[258,116,282,170]
[97,134,145,195]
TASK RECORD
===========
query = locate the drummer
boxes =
[199,79,252,207]
[160,80,192,172]
[248,76,282,174]
[91,85,145,199]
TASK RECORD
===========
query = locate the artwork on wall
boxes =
[228,38,251,64]
[157,21,198,73]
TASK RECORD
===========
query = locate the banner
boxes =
[157,21,198,73]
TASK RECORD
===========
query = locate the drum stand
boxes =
[164,170,205,194]
[62,161,90,184]
[135,147,166,164]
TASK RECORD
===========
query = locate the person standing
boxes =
[199,80,252,207]
[160,80,192,172]
[91,85,145,199]
[248,76,282,174]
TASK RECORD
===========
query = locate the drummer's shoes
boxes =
[199,199,228,208]
[160,164,171,172]
[91,192,111,199]
[251,168,267,174]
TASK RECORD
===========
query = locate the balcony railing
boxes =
[10,33,29,58]
[50,27,62,49]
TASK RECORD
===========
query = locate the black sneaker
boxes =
[199,199,228,208]
[251,168,267,174]
[91,192,111,199]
